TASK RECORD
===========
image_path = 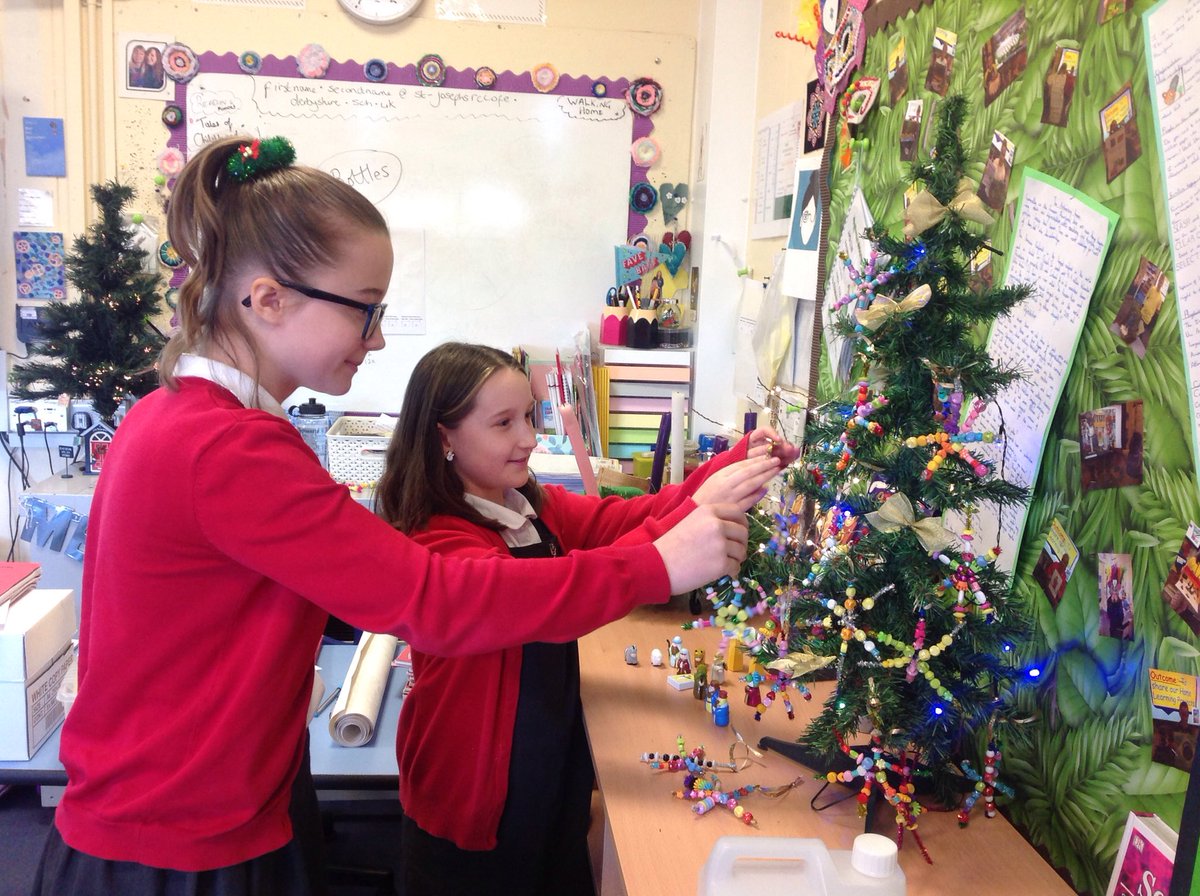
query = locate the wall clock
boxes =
[337,0,422,24]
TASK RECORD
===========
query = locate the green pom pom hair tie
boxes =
[225,136,297,183]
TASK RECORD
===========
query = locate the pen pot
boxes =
[626,308,658,349]
[600,307,630,346]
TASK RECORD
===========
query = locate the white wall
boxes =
[689,0,762,435]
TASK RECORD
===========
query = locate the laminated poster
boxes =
[1145,0,1200,494]
[969,169,1118,571]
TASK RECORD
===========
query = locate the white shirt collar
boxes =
[463,489,537,530]
[175,354,288,419]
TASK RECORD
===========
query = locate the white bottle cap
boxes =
[851,833,899,878]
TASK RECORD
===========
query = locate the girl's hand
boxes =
[747,426,801,465]
[654,504,748,592]
[692,455,782,511]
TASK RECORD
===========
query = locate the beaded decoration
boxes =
[225,137,297,183]
[833,731,932,864]
[874,618,960,703]
[957,742,1013,826]
[934,544,1001,620]
[904,430,994,480]
[640,740,802,826]
[832,250,895,320]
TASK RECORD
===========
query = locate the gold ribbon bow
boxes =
[866,492,957,554]
[903,178,996,240]
[767,652,836,678]
[854,284,932,331]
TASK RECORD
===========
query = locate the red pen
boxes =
[555,351,568,405]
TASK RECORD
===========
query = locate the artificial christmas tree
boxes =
[695,96,1035,847]
[10,181,166,424]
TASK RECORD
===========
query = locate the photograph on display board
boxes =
[1080,403,1124,459]
[116,33,171,99]
[925,27,957,96]
[1042,43,1080,127]
[1150,668,1199,772]
[1161,523,1200,636]
[1079,399,1144,493]
[1098,0,1131,24]
[1110,255,1170,358]
[981,6,1029,106]
[1032,518,1080,607]
[967,245,994,294]
[977,129,1016,213]
[1097,552,1134,640]
[1100,83,1144,183]
[887,34,908,104]
[898,99,923,162]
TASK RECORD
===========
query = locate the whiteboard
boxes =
[179,66,638,412]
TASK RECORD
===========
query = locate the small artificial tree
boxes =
[11,181,166,424]
[695,96,1034,846]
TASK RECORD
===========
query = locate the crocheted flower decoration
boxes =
[626,77,663,116]
[161,104,183,128]
[531,63,559,93]
[631,136,662,168]
[417,53,446,87]
[164,43,199,83]
[364,59,388,82]
[238,51,263,75]
[156,147,186,178]
[158,241,184,268]
[475,66,496,89]
[297,43,331,79]
[225,136,297,183]
[629,181,658,213]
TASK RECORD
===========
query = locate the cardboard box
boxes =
[0,589,76,760]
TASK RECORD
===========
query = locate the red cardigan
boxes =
[55,379,673,872]
[398,437,750,849]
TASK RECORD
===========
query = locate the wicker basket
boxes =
[326,416,395,484]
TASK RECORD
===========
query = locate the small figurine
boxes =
[710,651,726,687]
[667,635,683,669]
[677,647,691,676]
[624,645,639,665]
[693,648,708,700]
[744,670,765,714]
[650,647,664,667]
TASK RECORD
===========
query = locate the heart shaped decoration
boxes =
[658,240,687,276]
[660,182,689,224]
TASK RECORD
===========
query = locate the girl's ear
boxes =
[244,277,287,325]
[435,423,452,452]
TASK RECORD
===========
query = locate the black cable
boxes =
[41,426,55,477]
[0,432,31,490]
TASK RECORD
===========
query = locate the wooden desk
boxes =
[579,604,1074,896]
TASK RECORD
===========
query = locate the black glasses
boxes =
[241,279,387,340]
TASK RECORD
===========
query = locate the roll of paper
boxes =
[328,632,397,747]
[559,403,600,496]
[670,391,685,485]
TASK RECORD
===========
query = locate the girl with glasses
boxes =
[35,136,756,896]
[374,341,797,896]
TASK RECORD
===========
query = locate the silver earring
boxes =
[445,449,455,462]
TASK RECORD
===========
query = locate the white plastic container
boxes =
[698,833,906,896]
